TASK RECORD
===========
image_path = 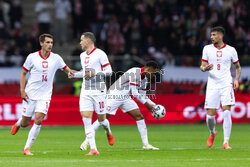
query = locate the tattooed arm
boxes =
[233,62,242,90]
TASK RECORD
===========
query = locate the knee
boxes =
[97,114,106,122]
[222,106,231,111]
[21,121,30,128]
[135,113,144,121]
[81,111,92,119]
[207,109,216,116]
[34,117,44,125]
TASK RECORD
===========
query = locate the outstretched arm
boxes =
[20,69,29,102]
[233,62,241,90]
[63,66,74,78]
[130,86,155,112]
[68,69,84,79]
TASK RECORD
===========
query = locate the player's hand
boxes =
[151,105,157,113]
[145,102,155,112]
[205,64,213,71]
[68,70,74,79]
[21,90,29,102]
[85,70,95,80]
[233,80,239,90]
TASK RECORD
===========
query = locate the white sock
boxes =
[17,118,22,127]
[206,115,216,135]
[136,119,149,146]
[92,120,101,132]
[82,118,97,150]
[24,123,41,150]
[223,110,232,144]
[82,120,100,144]
[99,119,111,135]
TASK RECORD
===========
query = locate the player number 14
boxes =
[42,75,47,82]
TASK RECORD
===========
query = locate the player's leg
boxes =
[122,100,159,150]
[80,95,99,155]
[97,113,114,146]
[81,111,99,155]
[95,95,114,146]
[206,108,217,148]
[80,113,113,150]
[80,98,119,150]
[206,109,217,135]
[222,105,232,149]
[205,88,220,148]
[11,99,35,135]
[23,112,45,155]
[23,100,49,155]
[221,87,235,149]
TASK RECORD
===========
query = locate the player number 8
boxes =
[217,64,220,70]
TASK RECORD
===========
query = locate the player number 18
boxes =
[99,101,104,109]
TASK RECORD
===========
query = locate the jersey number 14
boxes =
[42,75,47,82]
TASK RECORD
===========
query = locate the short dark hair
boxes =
[211,26,225,35]
[145,61,159,69]
[82,32,96,43]
[39,34,53,42]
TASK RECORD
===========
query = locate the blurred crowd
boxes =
[0,0,250,70]
[71,0,250,70]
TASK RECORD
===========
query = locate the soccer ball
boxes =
[152,105,166,119]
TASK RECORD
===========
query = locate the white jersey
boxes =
[108,67,153,104]
[23,51,67,100]
[202,44,239,89]
[80,47,112,95]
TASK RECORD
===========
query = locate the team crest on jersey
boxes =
[42,61,48,68]
[216,51,222,57]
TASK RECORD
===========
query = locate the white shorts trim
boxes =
[80,95,106,114]
[22,99,50,117]
[205,86,235,109]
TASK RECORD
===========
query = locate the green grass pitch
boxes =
[0,124,249,167]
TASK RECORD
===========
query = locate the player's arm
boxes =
[233,62,241,90]
[200,61,213,72]
[139,90,156,112]
[130,85,155,112]
[20,69,29,102]
[85,52,112,79]
[200,46,213,72]
[63,66,74,78]
[139,90,156,106]
[95,64,112,77]
[68,69,85,79]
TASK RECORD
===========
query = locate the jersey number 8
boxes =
[217,64,221,70]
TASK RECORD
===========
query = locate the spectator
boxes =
[54,0,71,46]
[0,0,10,28]
[0,38,6,66]
[8,0,23,29]
[35,0,53,34]
[9,47,22,67]
[71,0,83,38]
